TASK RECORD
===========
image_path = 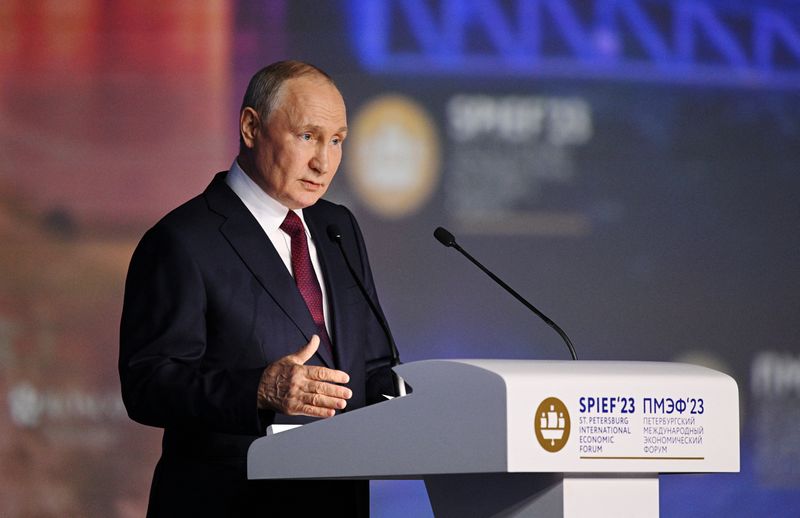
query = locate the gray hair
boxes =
[240,60,337,123]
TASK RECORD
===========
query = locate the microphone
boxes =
[433,226,578,361]
[327,225,407,397]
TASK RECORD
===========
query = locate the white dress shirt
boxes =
[225,160,331,335]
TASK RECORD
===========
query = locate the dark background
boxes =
[0,0,798,515]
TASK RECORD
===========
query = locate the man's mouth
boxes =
[300,179,324,189]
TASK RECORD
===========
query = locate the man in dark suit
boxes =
[119,61,397,517]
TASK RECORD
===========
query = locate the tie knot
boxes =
[280,210,304,238]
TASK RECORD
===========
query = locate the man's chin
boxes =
[289,192,326,209]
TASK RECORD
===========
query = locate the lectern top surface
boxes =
[419,359,733,380]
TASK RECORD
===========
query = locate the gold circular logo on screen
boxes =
[347,95,440,219]
[534,397,570,452]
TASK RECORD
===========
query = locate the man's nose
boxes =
[310,144,329,175]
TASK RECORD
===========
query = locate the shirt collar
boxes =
[226,159,310,234]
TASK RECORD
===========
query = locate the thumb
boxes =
[291,335,320,365]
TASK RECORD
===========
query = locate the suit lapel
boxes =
[204,173,335,368]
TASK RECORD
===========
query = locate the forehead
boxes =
[272,75,346,127]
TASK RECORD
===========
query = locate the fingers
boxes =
[257,341,353,418]
[277,374,350,417]
[287,334,350,385]
[306,364,350,385]
[305,378,352,400]
[290,335,320,364]
[300,391,348,413]
[288,335,350,384]
[285,371,351,415]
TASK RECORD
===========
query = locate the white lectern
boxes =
[248,360,739,517]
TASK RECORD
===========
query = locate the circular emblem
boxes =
[347,95,441,219]
[534,397,570,452]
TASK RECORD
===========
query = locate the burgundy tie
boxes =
[280,210,333,353]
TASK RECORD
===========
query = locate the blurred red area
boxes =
[0,0,234,231]
[0,1,234,515]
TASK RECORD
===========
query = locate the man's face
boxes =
[242,75,347,209]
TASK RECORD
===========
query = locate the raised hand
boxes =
[257,335,352,418]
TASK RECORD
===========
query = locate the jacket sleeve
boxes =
[119,223,271,435]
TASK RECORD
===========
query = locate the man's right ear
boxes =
[240,107,260,149]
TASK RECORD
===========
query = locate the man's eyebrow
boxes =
[298,124,348,134]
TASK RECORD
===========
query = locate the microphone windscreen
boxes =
[327,224,343,243]
[434,227,456,247]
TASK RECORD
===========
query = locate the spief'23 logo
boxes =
[348,95,440,219]
[534,397,570,452]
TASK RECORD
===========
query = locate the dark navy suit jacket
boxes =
[119,172,395,516]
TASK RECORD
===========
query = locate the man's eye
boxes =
[301,133,312,141]
[332,137,341,145]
